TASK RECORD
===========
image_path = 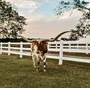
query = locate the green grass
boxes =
[0,54,90,88]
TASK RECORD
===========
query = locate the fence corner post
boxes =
[59,40,63,65]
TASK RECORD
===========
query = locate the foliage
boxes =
[55,0,90,40]
[0,0,26,38]
[70,13,90,40]
[55,0,89,16]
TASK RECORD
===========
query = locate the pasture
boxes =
[0,54,90,88]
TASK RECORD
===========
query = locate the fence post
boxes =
[86,43,88,54]
[20,42,23,58]
[59,40,63,65]
[30,43,32,56]
[8,42,10,55]
[0,42,2,54]
[77,43,78,50]
[69,43,71,53]
[56,42,58,51]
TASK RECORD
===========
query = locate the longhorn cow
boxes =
[18,31,71,72]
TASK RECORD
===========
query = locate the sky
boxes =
[5,0,90,39]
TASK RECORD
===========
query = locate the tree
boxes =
[0,0,26,38]
[55,0,90,40]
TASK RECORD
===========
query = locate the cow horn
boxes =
[18,31,71,42]
[44,31,71,42]
[18,35,31,42]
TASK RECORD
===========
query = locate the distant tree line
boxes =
[0,38,27,42]
[61,37,77,41]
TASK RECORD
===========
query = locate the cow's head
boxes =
[38,40,48,56]
[32,41,39,51]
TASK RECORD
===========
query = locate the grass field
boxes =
[0,54,90,88]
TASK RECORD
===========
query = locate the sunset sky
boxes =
[5,0,90,39]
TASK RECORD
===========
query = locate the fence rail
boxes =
[0,41,90,65]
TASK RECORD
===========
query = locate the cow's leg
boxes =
[32,55,36,68]
[43,55,47,72]
[37,61,40,72]
[36,54,40,72]
[39,54,46,72]
[43,59,46,72]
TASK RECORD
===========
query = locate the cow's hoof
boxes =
[33,65,36,68]
[43,69,46,72]
[36,69,39,72]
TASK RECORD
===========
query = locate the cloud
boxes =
[5,0,39,13]
[26,15,44,22]
[57,9,82,20]
[44,0,48,2]
[26,14,54,23]
[5,0,54,22]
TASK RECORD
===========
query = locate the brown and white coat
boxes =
[31,40,48,72]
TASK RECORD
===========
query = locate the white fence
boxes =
[0,42,32,57]
[0,41,90,65]
[48,40,90,64]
